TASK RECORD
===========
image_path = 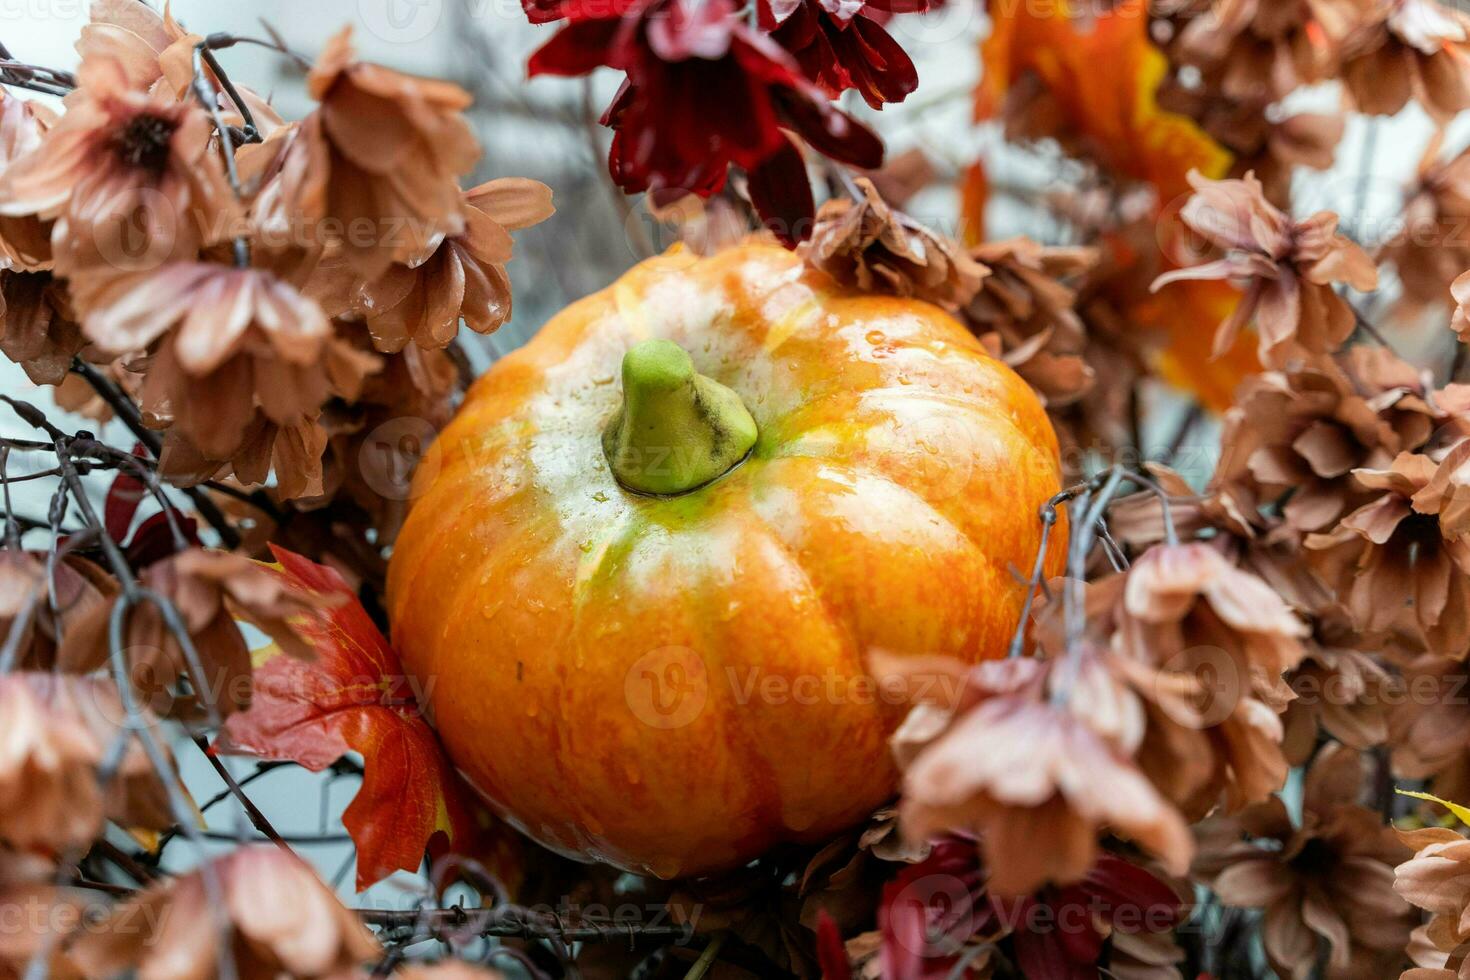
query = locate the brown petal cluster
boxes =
[1396,818,1470,977]
[0,271,83,385]
[801,177,988,312]
[1166,0,1347,104]
[884,655,1194,897]
[1340,0,1470,119]
[0,673,174,850]
[78,262,379,499]
[0,549,115,671]
[355,177,554,352]
[0,91,53,271]
[1390,655,1470,802]
[1155,73,1341,208]
[71,845,380,979]
[1194,745,1415,979]
[1152,170,1377,366]
[55,548,325,718]
[1214,349,1439,538]
[1098,542,1308,817]
[961,237,1098,407]
[0,56,236,276]
[264,28,481,279]
[1305,440,1470,657]
[1386,134,1470,314]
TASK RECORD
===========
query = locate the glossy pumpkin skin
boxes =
[387,243,1068,878]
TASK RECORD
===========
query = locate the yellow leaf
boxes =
[1398,788,1470,826]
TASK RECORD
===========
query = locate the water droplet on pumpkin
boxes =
[592,490,609,503]
[865,330,885,345]
[578,540,594,553]
[525,702,539,718]
[623,762,641,785]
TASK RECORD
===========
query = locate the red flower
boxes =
[759,0,927,108]
[876,840,1184,980]
[526,0,883,244]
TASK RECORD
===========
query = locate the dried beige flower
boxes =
[1306,442,1470,658]
[72,845,380,980]
[1341,0,1470,120]
[57,548,324,718]
[0,673,174,851]
[891,657,1194,897]
[78,261,378,499]
[266,28,481,280]
[1151,171,1378,366]
[0,57,236,275]
[802,177,988,312]
[1195,745,1415,979]
[355,177,553,352]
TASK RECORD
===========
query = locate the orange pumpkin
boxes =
[386,243,1067,878]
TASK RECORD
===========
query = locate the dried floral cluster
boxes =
[9,0,1470,979]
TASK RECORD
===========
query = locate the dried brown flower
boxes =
[1340,0,1470,120]
[56,547,324,718]
[0,673,174,850]
[355,177,553,352]
[1172,0,1348,103]
[78,261,378,499]
[71,845,380,980]
[0,91,53,271]
[267,28,481,279]
[891,657,1194,897]
[1111,541,1308,814]
[0,549,116,671]
[75,0,201,98]
[1152,171,1378,366]
[802,177,988,312]
[1385,133,1470,313]
[1390,655,1470,802]
[1306,441,1470,658]
[1195,745,1415,979]
[0,57,236,275]
[1396,818,1470,974]
[0,271,83,385]
[1156,75,1341,208]
[1214,350,1438,537]
[1281,629,1393,765]
[962,237,1097,407]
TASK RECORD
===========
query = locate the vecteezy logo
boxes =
[358,416,442,501]
[624,646,708,729]
[357,0,444,44]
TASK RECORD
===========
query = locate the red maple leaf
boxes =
[221,545,516,891]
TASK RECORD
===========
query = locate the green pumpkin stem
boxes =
[602,339,757,495]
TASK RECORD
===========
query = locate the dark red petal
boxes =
[1081,856,1184,931]
[125,513,198,570]
[1011,927,1096,980]
[849,14,918,105]
[862,0,933,12]
[778,92,884,168]
[526,19,623,76]
[747,138,816,247]
[104,461,147,543]
[816,909,854,980]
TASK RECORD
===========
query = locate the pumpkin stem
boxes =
[602,339,757,495]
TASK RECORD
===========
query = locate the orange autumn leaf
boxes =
[961,159,989,247]
[1138,277,1260,413]
[220,545,520,892]
[978,0,1230,205]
